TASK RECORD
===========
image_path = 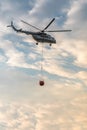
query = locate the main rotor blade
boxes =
[42,18,55,32]
[45,29,72,32]
[21,20,41,31]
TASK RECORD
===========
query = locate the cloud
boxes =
[65,0,87,40]
[75,71,87,86]
[29,0,70,18]
[0,102,37,130]
[0,39,38,69]
[0,82,87,130]
[0,0,87,81]
[0,1,87,130]
[59,40,87,68]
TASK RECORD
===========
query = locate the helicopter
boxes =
[7,18,72,46]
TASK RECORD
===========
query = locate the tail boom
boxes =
[7,21,32,34]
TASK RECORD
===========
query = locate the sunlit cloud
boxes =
[0,0,87,130]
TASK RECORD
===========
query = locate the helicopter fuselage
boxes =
[32,32,56,43]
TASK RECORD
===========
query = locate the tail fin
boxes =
[7,21,23,32]
[7,21,13,27]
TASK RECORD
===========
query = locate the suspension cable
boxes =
[40,44,44,79]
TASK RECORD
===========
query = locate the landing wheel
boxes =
[36,43,38,45]
[49,43,52,46]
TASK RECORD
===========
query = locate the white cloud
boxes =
[0,55,6,62]
[59,40,87,68]
[0,1,87,130]
[0,0,87,83]
[65,0,87,40]
[0,39,38,69]
[29,0,70,18]
[75,71,87,86]
[0,83,87,130]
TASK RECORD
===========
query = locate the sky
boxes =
[0,0,87,130]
